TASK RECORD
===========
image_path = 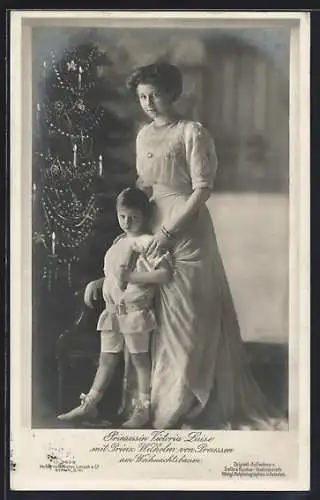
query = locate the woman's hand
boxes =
[84,279,102,308]
[146,230,171,259]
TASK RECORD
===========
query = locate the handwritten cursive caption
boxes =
[89,430,234,464]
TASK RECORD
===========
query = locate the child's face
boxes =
[117,205,145,236]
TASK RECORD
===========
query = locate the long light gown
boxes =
[125,118,282,429]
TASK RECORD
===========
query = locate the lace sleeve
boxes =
[185,121,218,190]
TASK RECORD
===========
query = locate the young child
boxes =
[57,187,173,428]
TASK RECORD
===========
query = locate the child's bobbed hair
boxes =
[116,187,153,220]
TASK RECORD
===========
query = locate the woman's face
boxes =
[137,83,173,119]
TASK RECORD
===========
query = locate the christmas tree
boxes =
[32,35,135,421]
[33,38,135,308]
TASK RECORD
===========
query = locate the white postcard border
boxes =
[9,10,310,491]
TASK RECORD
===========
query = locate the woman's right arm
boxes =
[136,176,153,198]
[84,277,104,308]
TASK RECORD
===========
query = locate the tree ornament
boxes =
[66,60,77,71]
[75,99,85,112]
[54,100,64,112]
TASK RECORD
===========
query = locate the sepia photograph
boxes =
[10,10,310,491]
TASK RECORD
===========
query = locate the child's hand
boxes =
[118,265,131,291]
[84,280,101,308]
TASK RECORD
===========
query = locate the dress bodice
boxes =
[136,119,218,195]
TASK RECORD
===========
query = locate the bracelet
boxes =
[161,225,174,239]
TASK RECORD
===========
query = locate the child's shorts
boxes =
[100,329,150,354]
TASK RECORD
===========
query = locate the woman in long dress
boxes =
[124,62,283,430]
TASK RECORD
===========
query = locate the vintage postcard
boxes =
[9,10,310,491]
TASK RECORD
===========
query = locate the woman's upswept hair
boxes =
[126,62,183,102]
[116,187,153,219]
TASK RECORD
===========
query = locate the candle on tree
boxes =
[78,66,83,89]
[51,232,56,256]
[98,154,103,176]
[32,183,37,216]
[36,103,41,133]
[73,143,77,168]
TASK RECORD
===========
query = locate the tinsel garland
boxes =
[34,42,110,289]
[38,152,99,182]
